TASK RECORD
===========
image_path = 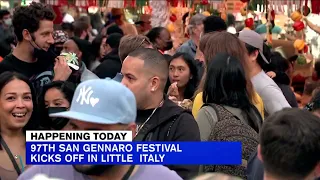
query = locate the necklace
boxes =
[14,154,25,172]
[136,100,164,135]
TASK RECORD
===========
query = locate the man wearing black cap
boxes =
[62,37,98,84]
[94,33,123,79]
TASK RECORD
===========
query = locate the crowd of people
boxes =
[0,2,320,180]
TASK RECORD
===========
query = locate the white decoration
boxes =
[107,0,124,8]
[149,0,170,27]
[46,0,59,5]
[305,14,320,59]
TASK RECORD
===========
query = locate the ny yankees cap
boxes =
[50,78,137,125]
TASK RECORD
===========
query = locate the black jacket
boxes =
[0,26,14,58]
[135,95,200,179]
[247,150,320,180]
[93,49,121,79]
[247,151,264,180]
[273,71,298,107]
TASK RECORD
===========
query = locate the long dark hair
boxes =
[203,53,262,132]
[0,71,39,149]
[39,81,76,129]
[41,81,76,105]
[166,52,199,100]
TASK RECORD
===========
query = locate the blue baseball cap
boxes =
[50,78,136,125]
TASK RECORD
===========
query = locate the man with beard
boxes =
[0,2,72,96]
[18,79,182,180]
[121,48,200,179]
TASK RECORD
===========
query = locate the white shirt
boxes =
[251,70,291,115]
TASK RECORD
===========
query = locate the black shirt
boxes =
[0,53,54,97]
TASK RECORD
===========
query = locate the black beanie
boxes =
[70,37,94,67]
[107,24,124,35]
[70,37,92,53]
[106,33,123,49]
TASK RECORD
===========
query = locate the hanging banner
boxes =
[46,0,59,5]
[107,0,125,8]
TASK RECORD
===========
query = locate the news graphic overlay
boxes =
[26,131,242,165]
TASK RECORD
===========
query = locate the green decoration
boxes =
[297,55,307,65]
[136,0,147,7]
[61,52,80,70]
[99,0,104,7]
[21,0,26,6]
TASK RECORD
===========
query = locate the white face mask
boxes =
[4,18,12,26]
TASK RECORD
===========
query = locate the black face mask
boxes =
[164,41,173,51]
[33,45,48,58]
[30,39,57,61]
[46,107,69,130]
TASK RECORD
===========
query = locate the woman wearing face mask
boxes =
[0,10,15,58]
[166,52,199,109]
[0,71,39,180]
[39,81,76,130]
[146,27,173,54]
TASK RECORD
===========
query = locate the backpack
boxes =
[202,103,259,179]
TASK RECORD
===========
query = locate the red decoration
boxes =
[240,0,249,2]
[311,0,320,14]
[75,0,97,8]
[201,0,209,5]
[304,45,308,53]
[52,6,63,24]
[170,14,177,22]
[144,6,152,14]
[293,21,305,31]
[124,0,137,7]
[181,0,186,7]
[271,10,275,20]
[292,74,307,83]
[168,0,179,7]
[245,18,254,28]
[312,71,318,81]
